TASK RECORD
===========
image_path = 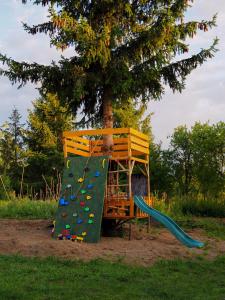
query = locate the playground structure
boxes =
[53,127,204,248]
[63,127,151,220]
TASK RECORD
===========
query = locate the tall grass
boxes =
[153,195,225,218]
[0,199,57,219]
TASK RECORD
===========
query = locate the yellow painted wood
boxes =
[63,133,89,144]
[65,128,130,136]
[131,143,150,154]
[130,135,149,148]
[66,147,90,157]
[131,156,148,164]
[66,140,90,151]
[92,144,128,152]
[130,128,149,141]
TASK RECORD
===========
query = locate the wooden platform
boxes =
[63,128,151,220]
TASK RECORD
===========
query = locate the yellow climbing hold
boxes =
[78,177,84,183]
[89,213,94,218]
[86,195,92,200]
[66,160,70,169]
[102,158,106,169]
[76,236,84,242]
[82,232,87,236]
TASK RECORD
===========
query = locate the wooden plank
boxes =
[92,144,128,152]
[131,143,149,154]
[64,128,130,136]
[91,137,128,145]
[63,134,89,145]
[63,138,67,158]
[130,128,149,141]
[130,135,149,148]
[131,156,148,164]
[66,140,90,151]
[66,148,90,157]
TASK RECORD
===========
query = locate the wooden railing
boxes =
[63,128,149,162]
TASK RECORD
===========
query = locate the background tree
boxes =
[170,126,193,195]
[0,108,25,193]
[113,99,153,137]
[0,0,217,150]
[24,93,75,197]
[191,122,225,198]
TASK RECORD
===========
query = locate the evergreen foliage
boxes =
[0,0,218,126]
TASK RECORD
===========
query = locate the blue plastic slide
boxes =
[134,196,204,248]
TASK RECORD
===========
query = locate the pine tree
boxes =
[0,0,218,150]
[27,93,74,153]
[0,108,25,193]
[25,93,75,196]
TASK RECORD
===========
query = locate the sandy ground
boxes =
[0,219,224,266]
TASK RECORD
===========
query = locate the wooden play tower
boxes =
[63,128,152,221]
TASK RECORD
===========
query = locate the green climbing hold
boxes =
[65,224,71,229]
[88,219,94,224]
[84,207,90,212]
[80,189,87,194]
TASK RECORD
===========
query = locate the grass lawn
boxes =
[0,255,225,300]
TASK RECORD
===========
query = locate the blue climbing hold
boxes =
[87,184,94,189]
[59,198,69,206]
[95,171,100,177]
[70,195,76,200]
[77,219,83,224]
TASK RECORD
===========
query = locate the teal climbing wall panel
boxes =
[54,156,109,243]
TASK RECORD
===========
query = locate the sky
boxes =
[0,0,224,147]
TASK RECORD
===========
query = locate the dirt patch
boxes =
[0,219,224,266]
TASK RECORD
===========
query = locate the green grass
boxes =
[0,199,57,219]
[0,255,225,300]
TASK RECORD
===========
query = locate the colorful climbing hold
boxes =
[76,236,84,242]
[77,219,83,224]
[59,198,69,206]
[88,219,94,224]
[71,235,77,241]
[66,184,72,188]
[78,177,84,183]
[102,158,106,169]
[62,229,70,236]
[94,171,100,177]
[86,195,92,200]
[57,234,63,240]
[80,189,87,194]
[84,207,90,212]
[70,195,76,200]
[65,224,71,229]
[66,160,70,169]
[82,232,87,236]
[80,201,85,207]
[72,212,78,217]
[87,184,94,189]
[66,235,71,240]
[89,213,94,218]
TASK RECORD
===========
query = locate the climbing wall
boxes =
[54,156,109,243]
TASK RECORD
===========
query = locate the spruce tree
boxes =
[0,0,217,149]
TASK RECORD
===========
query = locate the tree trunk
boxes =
[102,90,114,154]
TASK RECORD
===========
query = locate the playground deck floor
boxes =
[0,219,224,266]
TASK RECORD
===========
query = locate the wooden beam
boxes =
[130,128,149,141]
[131,143,149,155]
